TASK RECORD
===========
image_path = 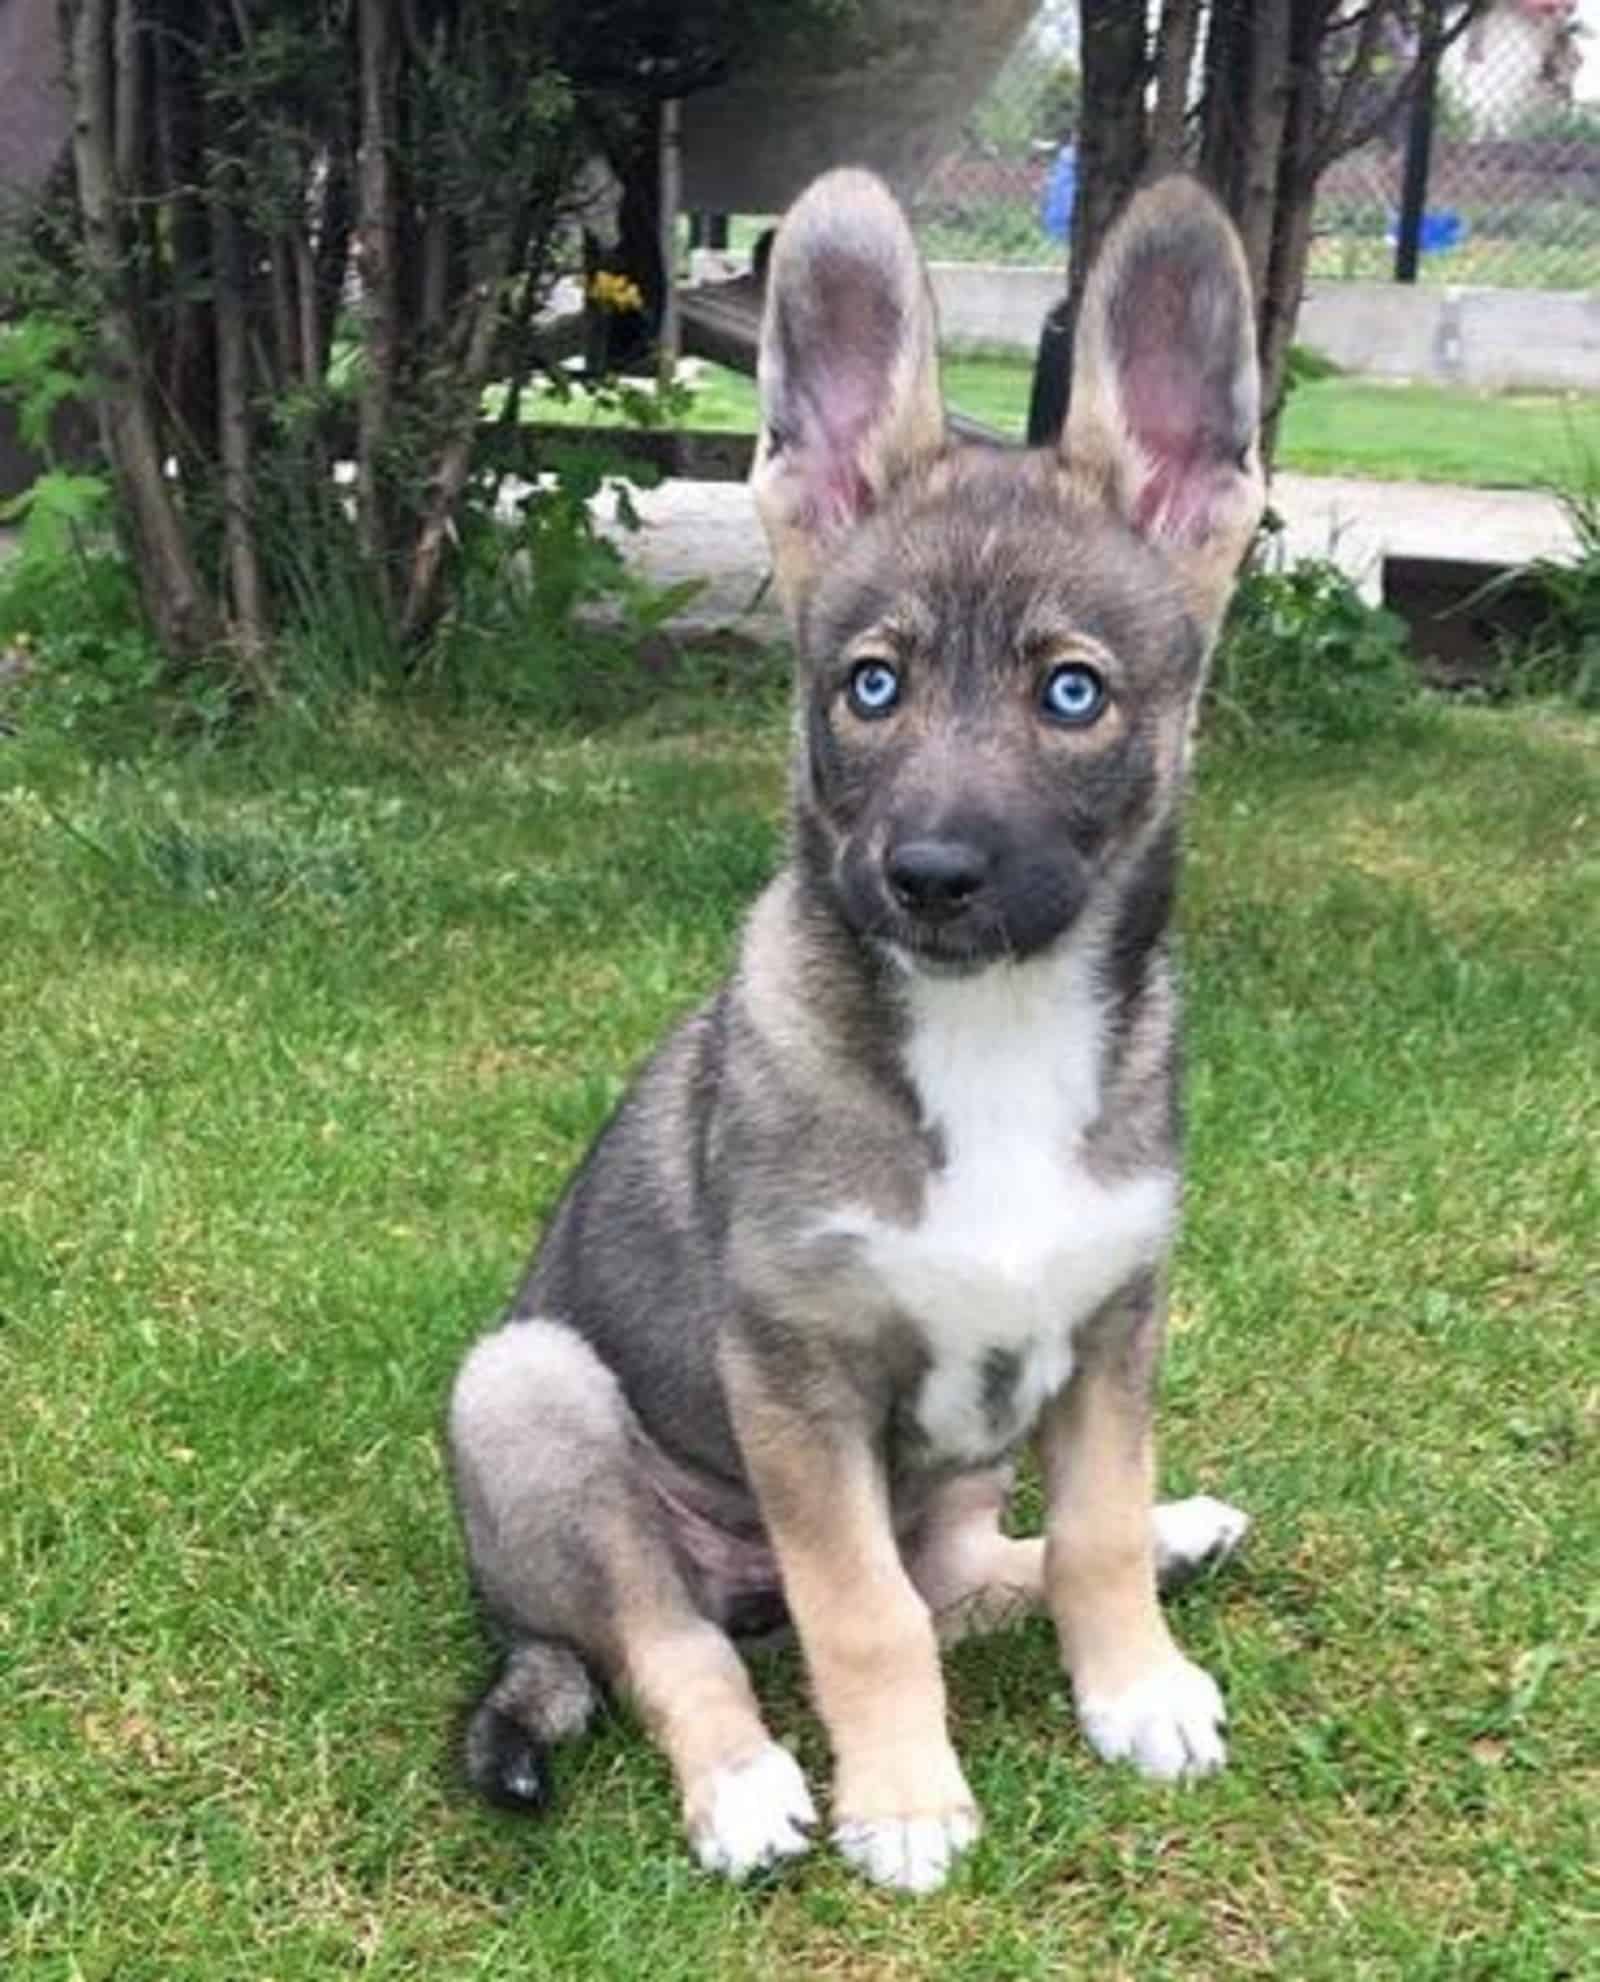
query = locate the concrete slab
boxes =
[1269,473,1575,600]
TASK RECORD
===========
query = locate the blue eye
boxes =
[1041,661,1107,726]
[847,659,902,718]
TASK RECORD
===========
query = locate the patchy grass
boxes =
[2,682,1596,1979]
[530,362,1600,491]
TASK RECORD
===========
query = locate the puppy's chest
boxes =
[873,1113,1173,1465]
[831,965,1176,1466]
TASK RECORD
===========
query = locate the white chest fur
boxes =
[832,944,1176,1466]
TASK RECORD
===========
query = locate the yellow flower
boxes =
[587,270,644,315]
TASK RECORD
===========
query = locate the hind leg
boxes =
[903,1470,1043,1645]
[1153,1495,1250,1590]
[906,1472,1249,1647]
[448,1318,815,1878]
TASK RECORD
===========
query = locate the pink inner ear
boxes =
[1129,441,1230,545]
[790,381,878,532]
[773,251,903,532]
[1114,263,1240,546]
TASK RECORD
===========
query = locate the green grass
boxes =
[3,679,1598,1978]
[536,361,1600,491]
[1274,379,1600,487]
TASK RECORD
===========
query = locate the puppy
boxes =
[448,167,1262,1893]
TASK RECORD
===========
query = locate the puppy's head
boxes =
[753,169,1262,973]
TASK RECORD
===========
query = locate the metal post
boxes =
[1395,0,1443,284]
[658,97,682,391]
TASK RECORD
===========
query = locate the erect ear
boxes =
[1064,176,1264,639]
[751,168,944,622]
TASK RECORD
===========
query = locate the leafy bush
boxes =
[0,453,179,743]
[0,340,714,738]
[0,316,90,454]
[1208,544,1424,745]
[1,1,853,697]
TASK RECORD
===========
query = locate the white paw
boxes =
[1153,1495,1250,1589]
[1077,1656,1228,1780]
[832,1807,981,1894]
[689,1744,817,1881]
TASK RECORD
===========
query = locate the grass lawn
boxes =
[539,361,1600,492]
[3,679,1597,1978]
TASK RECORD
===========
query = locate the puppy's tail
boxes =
[463,1637,600,1813]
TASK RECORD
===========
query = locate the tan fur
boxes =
[1039,1319,1175,1700]
[720,1343,977,1835]
[625,1618,778,1831]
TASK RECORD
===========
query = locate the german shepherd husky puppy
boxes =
[449,168,1264,1893]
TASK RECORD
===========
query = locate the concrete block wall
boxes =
[927,264,1600,392]
[1295,281,1600,392]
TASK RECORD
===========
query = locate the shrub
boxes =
[1486,449,1600,709]
[1208,543,1424,745]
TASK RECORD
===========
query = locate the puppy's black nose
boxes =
[885,838,988,920]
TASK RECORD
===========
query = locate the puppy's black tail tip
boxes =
[463,1638,598,1816]
[465,1701,553,1813]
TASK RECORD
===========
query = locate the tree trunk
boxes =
[153,3,216,471]
[356,0,399,609]
[1066,1,1149,343]
[210,181,271,684]
[1198,0,1252,210]
[1257,3,1328,457]
[71,0,218,662]
[400,224,517,642]
[1148,0,1201,173]
[1235,0,1293,302]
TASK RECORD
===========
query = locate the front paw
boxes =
[687,1743,817,1881]
[833,1807,981,1894]
[1076,1655,1227,1780]
[831,1748,980,1893]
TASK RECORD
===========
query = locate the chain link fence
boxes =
[1316,3,1600,289]
[907,0,1600,291]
